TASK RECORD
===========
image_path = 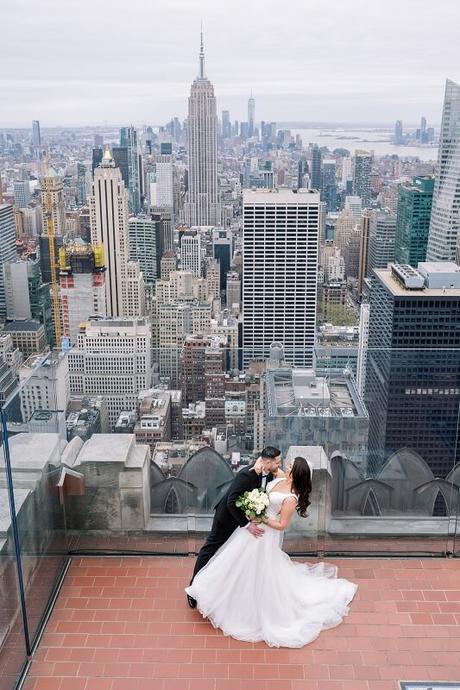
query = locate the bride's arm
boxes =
[262,496,297,531]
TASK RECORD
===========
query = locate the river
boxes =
[291,128,438,161]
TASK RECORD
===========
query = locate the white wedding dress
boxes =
[186,478,358,648]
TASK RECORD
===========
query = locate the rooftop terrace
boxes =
[22,555,460,690]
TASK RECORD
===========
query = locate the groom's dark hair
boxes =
[261,446,281,459]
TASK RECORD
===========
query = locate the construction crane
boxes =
[42,153,62,349]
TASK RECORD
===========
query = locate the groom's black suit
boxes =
[191,466,273,581]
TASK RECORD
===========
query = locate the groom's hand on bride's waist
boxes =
[247,522,264,538]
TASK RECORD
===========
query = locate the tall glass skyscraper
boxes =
[120,126,141,214]
[221,110,231,139]
[395,176,434,267]
[248,93,255,138]
[320,159,337,211]
[32,120,41,146]
[426,79,460,261]
[310,145,322,190]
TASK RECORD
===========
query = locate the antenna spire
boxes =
[199,23,206,79]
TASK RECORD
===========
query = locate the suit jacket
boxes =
[214,466,274,530]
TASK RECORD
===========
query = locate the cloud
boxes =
[1,0,458,126]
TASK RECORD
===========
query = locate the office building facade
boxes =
[0,204,18,318]
[367,209,396,278]
[59,243,107,344]
[353,150,373,207]
[68,318,152,429]
[243,189,320,367]
[120,126,141,214]
[128,215,158,287]
[395,176,434,267]
[365,262,460,477]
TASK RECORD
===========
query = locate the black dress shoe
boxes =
[187,594,197,609]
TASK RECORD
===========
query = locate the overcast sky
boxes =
[1,0,458,127]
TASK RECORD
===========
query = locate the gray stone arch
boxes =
[178,447,234,511]
[413,478,458,515]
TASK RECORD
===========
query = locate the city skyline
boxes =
[1,0,459,127]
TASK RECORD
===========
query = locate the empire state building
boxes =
[185,32,221,226]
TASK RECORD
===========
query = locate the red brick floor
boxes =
[23,556,460,690]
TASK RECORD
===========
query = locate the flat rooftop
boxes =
[23,555,460,690]
[266,367,366,418]
[375,268,460,297]
[4,319,43,332]
[243,188,321,204]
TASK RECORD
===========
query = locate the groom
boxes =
[187,445,282,608]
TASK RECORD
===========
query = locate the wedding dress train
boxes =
[186,478,357,648]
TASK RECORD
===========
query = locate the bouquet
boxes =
[235,488,270,521]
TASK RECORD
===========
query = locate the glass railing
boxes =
[1,344,459,680]
[0,420,29,690]
[61,345,460,557]
[0,351,69,690]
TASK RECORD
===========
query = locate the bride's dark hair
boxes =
[290,457,312,518]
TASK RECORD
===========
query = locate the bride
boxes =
[185,456,357,648]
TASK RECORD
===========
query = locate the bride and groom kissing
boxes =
[186,446,357,648]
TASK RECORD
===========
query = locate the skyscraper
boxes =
[248,92,255,138]
[310,145,322,190]
[341,157,353,190]
[14,180,30,208]
[180,231,202,277]
[395,176,434,267]
[212,228,232,295]
[358,210,372,296]
[242,189,320,367]
[394,120,403,145]
[320,159,337,211]
[4,259,53,344]
[426,79,460,261]
[419,116,427,142]
[222,110,231,139]
[365,262,460,477]
[367,209,396,278]
[59,243,106,344]
[353,150,373,207]
[151,151,174,208]
[128,215,158,286]
[298,159,309,189]
[32,120,41,147]
[120,126,141,214]
[344,195,363,222]
[89,148,144,317]
[0,204,19,318]
[184,31,220,226]
[40,163,66,235]
[68,318,152,429]
[76,163,87,205]
[92,147,103,173]
[151,211,172,277]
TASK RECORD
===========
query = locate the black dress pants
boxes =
[191,518,237,582]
